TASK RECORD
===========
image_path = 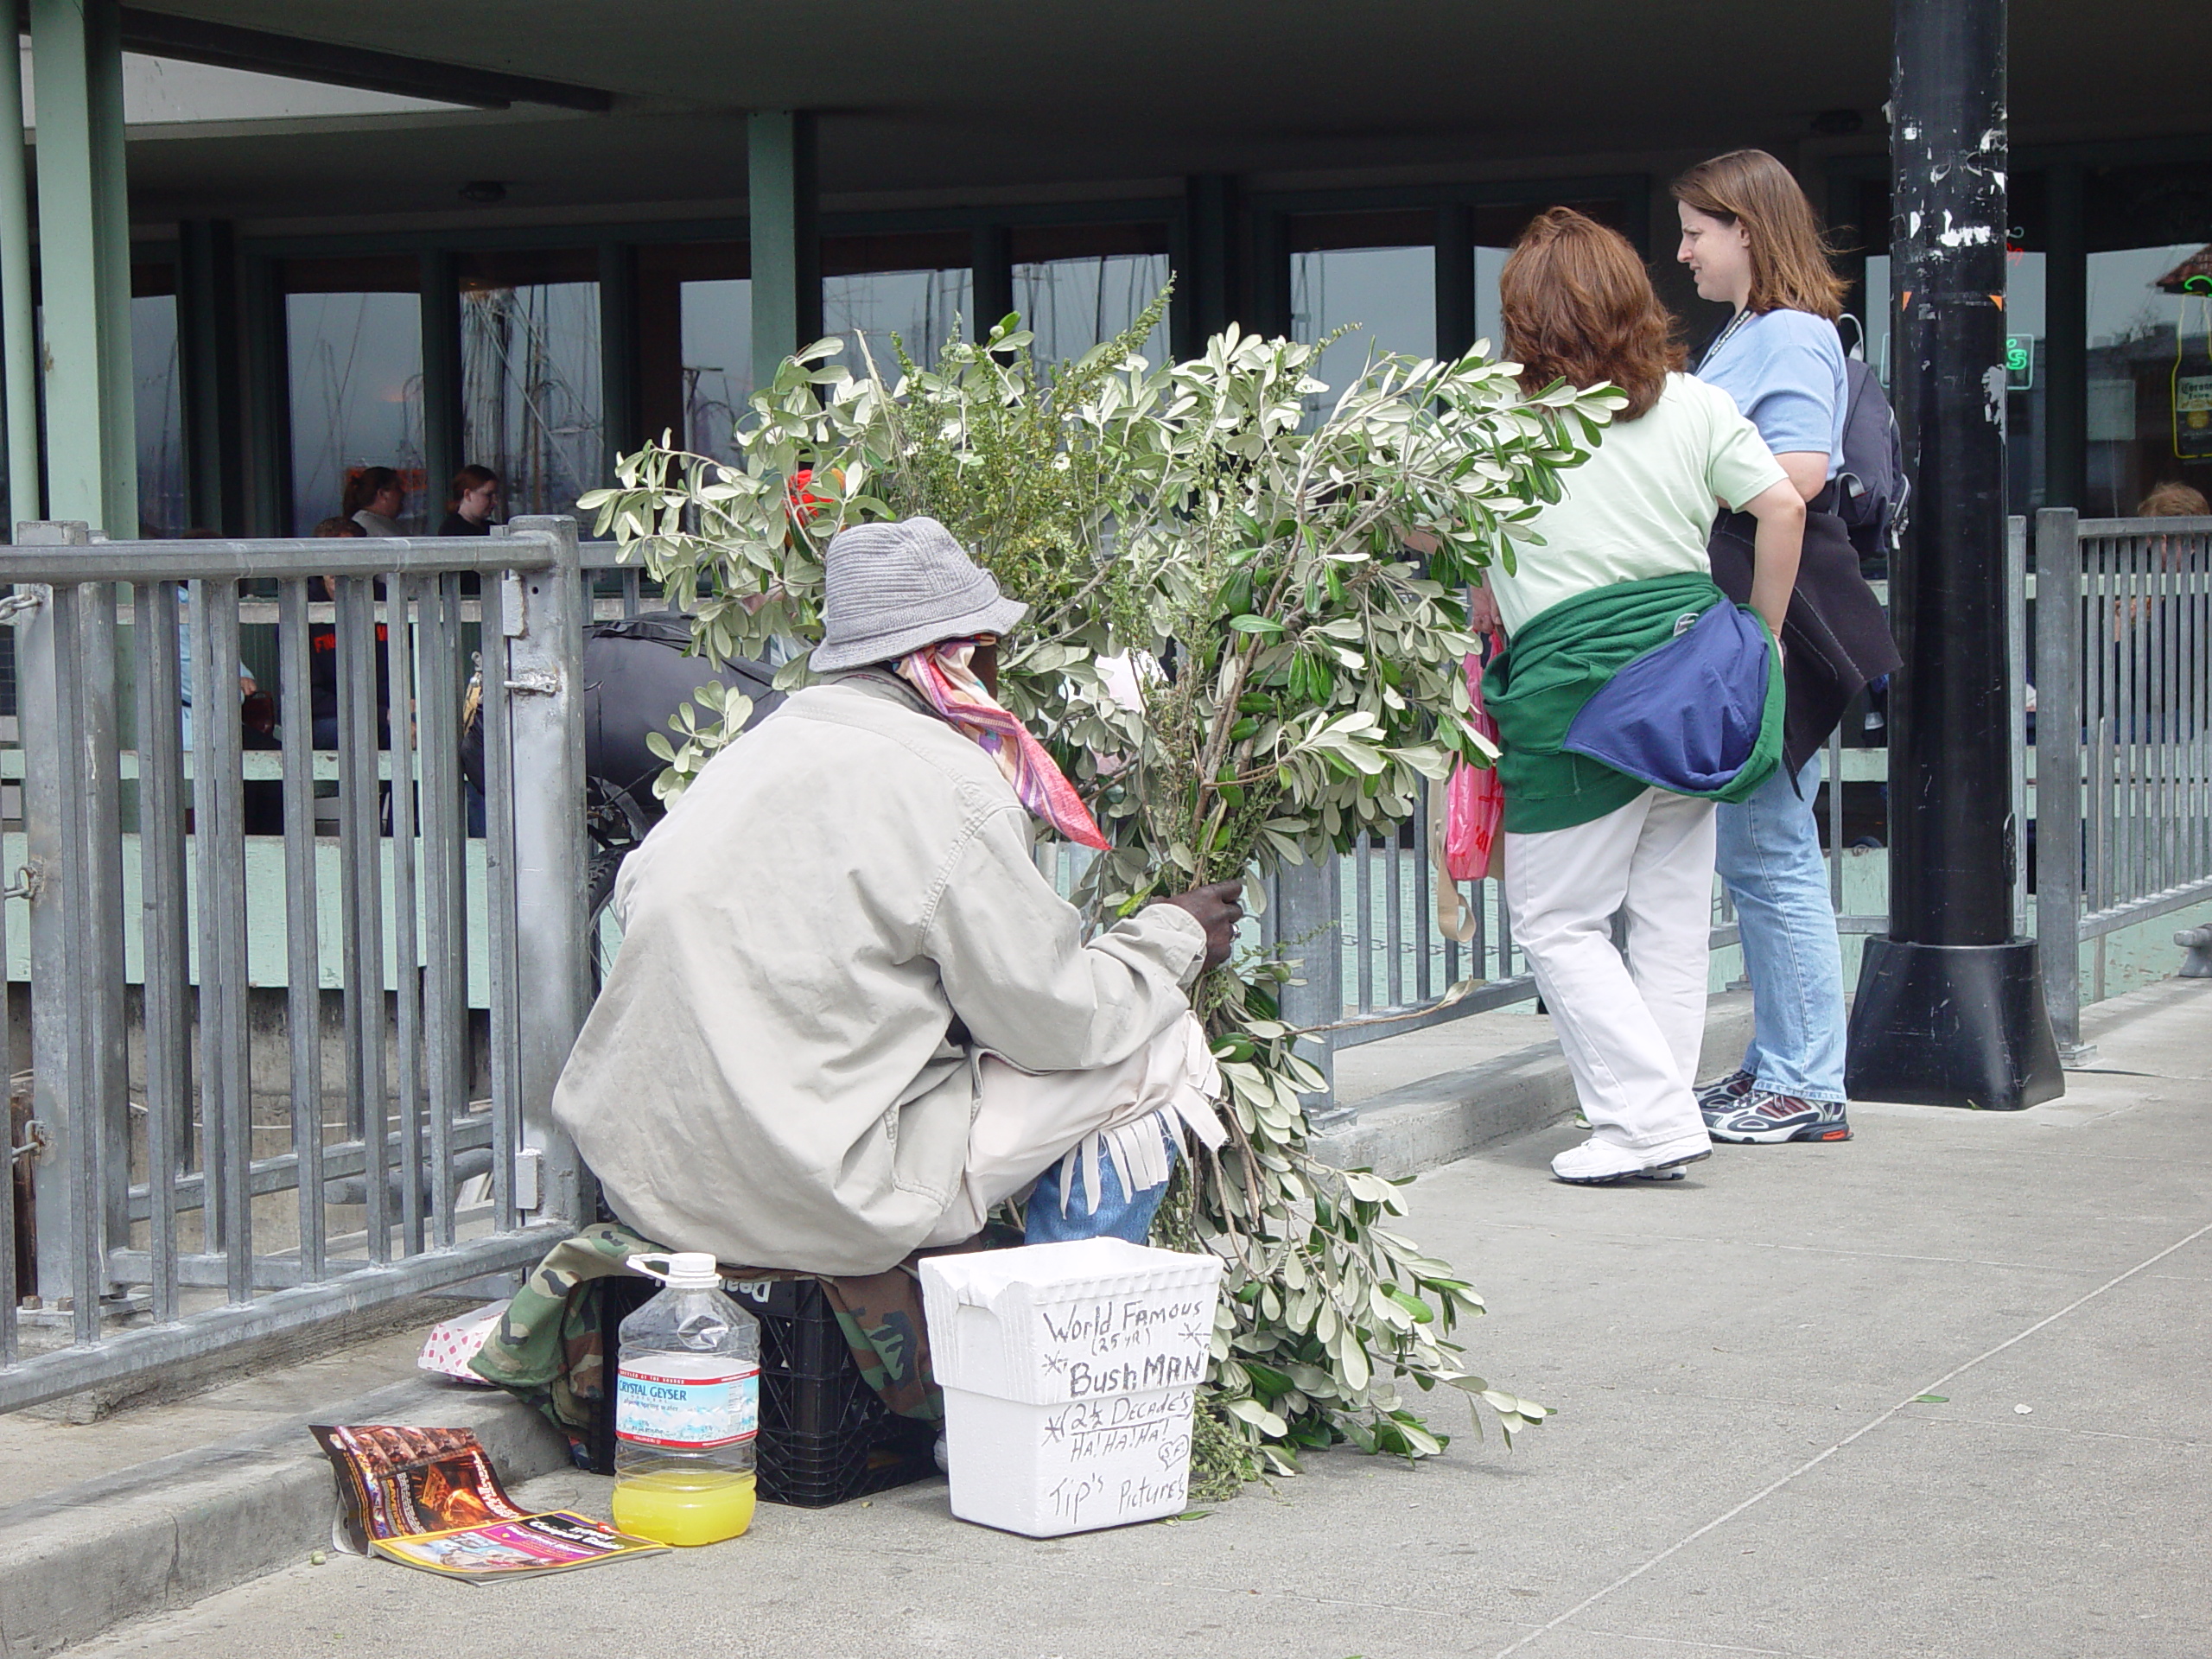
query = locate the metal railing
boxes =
[1280,511,2212,1113]
[2035,508,2212,1057]
[5,503,2200,1405]
[0,517,590,1413]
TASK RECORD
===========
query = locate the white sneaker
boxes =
[1551,1133,1713,1185]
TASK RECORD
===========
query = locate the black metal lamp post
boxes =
[1844,0,2064,1110]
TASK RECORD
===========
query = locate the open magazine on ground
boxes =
[311,1423,666,1582]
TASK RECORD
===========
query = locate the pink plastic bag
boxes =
[1445,640,1504,882]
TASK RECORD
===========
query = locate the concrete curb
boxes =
[1312,993,1758,1179]
[0,1376,569,1656]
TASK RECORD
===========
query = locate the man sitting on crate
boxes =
[550,516,1237,1279]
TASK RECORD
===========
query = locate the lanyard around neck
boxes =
[1700,308,1753,372]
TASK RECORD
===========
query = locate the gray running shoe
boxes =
[1704,1091,1852,1144]
[1694,1070,1756,1115]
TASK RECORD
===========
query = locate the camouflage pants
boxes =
[468,1224,960,1451]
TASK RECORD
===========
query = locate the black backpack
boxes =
[1834,316,1908,561]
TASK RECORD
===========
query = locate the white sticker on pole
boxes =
[614,1355,760,1450]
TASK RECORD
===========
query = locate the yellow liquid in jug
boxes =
[611,1468,756,1547]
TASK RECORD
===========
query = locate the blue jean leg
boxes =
[1714,753,1847,1103]
[1023,1119,1178,1246]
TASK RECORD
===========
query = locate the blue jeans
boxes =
[1023,1120,1178,1246]
[1714,753,1847,1104]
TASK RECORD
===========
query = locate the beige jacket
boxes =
[551,672,1206,1275]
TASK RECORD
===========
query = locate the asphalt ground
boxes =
[62,975,2212,1659]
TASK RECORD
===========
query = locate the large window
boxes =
[678,277,752,460]
[283,256,424,534]
[459,250,603,523]
[2085,244,2212,518]
[131,264,186,537]
[1288,212,1434,423]
[2084,161,2212,515]
[1009,224,1171,367]
[634,241,753,465]
[823,232,971,378]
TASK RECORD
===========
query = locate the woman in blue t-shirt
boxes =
[1674,149,1900,1147]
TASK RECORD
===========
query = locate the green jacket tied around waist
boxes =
[1482,570,1785,835]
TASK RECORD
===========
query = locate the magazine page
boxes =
[311,1423,665,1580]
[310,1424,535,1552]
[370,1511,667,1582]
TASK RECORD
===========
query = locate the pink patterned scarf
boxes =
[895,640,1109,850]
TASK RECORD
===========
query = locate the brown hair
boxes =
[1672,149,1849,321]
[1500,207,1685,420]
[340,467,401,518]
[2138,481,2211,518]
[312,516,365,537]
[446,464,499,512]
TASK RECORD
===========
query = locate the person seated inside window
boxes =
[552,517,1243,1274]
[344,467,407,537]
[440,466,501,536]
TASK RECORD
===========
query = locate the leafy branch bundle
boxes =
[579,301,1624,1491]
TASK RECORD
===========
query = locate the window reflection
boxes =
[131,277,186,537]
[678,278,752,462]
[1013,254,1170,366]
[823,232,973,380]
[2087,242,2212,517]
[283,257,424,534]
[1009,225,1172,367]
[1289,213,1435,423]
[823,267,970,378]
[460,251,603,522]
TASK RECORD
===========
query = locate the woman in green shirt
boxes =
[1474,209,1805,1185]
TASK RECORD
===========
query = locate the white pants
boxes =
[1502,788,1715,1150]
[920,1014,1225,1247]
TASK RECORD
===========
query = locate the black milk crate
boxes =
[589,1272,939,1509]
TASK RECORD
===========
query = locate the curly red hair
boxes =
[1500,207,1684,421]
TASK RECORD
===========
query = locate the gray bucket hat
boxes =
[810,516,1027,672]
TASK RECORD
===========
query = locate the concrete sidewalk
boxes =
[42,974,2209,1659]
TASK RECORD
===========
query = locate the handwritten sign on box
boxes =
[920,1238,1224,1408]
[944,1384,1198,1536]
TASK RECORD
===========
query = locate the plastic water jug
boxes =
[609,1252,760,1546]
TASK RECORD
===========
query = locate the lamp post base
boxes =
[1845,937,2065,1110]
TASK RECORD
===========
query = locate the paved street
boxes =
[72,976,2212,1659]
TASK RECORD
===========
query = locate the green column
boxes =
[747,110,820,392]
[0,0,40,531]
[30,0,136,533]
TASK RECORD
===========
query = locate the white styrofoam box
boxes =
[942,1382,1197,1537]
[918,1237,1224,1407]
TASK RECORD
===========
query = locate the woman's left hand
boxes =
[1468,583,1502,635]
